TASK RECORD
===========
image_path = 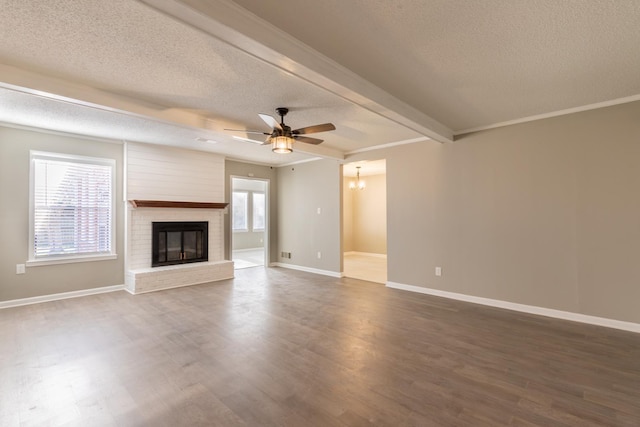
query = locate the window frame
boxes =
[251,191,266,232]
[27,150,117,266]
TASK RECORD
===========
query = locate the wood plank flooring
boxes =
[1,267,639,426]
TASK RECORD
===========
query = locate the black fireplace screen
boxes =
[152,221,208,267]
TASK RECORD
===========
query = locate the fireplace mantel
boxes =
[129,200,228,209]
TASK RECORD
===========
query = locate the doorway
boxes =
[231,177,269,269]
[342,160,387,283]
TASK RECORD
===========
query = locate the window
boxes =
[232,190,266,232]
[232,191,248,231]
[29,151,116,264]
[252,192,265,231]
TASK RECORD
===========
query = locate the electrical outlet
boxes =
[317,251,322,259]
[16,264,25,274]
[317,207,322,214]
[435,266,442,277]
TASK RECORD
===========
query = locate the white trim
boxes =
[0,65,210,135]
[26,254,118,267]
[344,251,387,258]
[232,247,265,253]
[455,94,640,136]
[386,282,640,333]
[277,157,324,167]
[345,137,430,155]
[0,285,125,309]
[273,262,343,278]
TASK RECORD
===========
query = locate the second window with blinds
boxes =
[232,191,265,232]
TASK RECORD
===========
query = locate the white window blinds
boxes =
[252,192,265,231]
[232,191,248,231]
[31,152,115,260]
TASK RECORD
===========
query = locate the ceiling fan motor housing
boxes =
[273,108,291,137]
[275,107,289,118]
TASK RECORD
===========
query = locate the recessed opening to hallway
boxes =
[342,159,387,284]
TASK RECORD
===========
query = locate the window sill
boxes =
[26,254,118,267]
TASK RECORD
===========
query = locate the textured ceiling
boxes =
[1,0,639,165]
[233,0,640,132]
[0,0,423,165]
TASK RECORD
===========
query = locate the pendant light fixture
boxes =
[349,166,366,190]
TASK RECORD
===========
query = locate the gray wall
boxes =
[344,101,640,324]
[277,160,342,273]
[342,179,354,253]
[0,126,124,301]
[3,101,638,325]
[224,161,278,262]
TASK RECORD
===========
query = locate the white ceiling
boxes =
[1,0,639,166]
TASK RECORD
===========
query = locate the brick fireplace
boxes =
[125,203,233,294]
[123,143,234,294]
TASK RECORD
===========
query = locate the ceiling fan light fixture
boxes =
[271,135,294,153]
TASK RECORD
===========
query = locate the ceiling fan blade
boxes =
[294,135,324,145]
[232,136,265,145]
[258,113,283,130]
[292,123,336,135]
[224,128,271,135]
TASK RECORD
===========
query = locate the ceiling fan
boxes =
[225,107,336,153]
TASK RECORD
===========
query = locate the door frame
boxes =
[230,175,270,267]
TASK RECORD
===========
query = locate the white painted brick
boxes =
[125,143,229,290]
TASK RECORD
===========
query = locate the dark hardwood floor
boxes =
[1,267,639,426]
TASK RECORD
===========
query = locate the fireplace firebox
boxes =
[152,221,208,267]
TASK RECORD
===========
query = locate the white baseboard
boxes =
[273,262,343,278]
[386,282,640,334]
[0,285,125,309]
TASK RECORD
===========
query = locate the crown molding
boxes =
[455,94,640,136]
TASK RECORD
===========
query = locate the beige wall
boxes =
[346,101,640,324]
[0,127,124,301]
[352,173,387,254]
[343,172,387,254]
